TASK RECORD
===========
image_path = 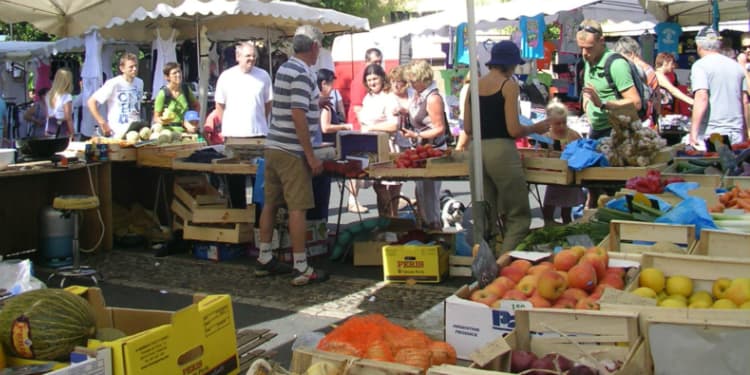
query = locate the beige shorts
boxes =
[263,149,314,210]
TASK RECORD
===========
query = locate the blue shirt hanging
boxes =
[519,14,546,60]
[455,22,470,65]
[655,22,682,56]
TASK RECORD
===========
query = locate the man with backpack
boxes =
[576,20,642,139]
[613,36,661,128]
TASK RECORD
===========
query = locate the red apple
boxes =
[470,289,498,306]
[528,263,554,276]
[543,353,574,372]
[515,274,539,296]
[509,259,533,274]
[483,283,507,299]
[575,297,600,310]
[491,276,517,291]
[528,293,552,308]
[568,262,598,293]
[582,247,609,280]
[537,270,569,300]
[510,350,537,372]
[552,297,577,309]
[502,289,528,301]
[606,267,626,277]
[561,288,588,302]
[600,273,625,290]
[554,249,581,271]
[500,266,526,283]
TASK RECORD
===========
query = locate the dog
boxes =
[440,190,466,230]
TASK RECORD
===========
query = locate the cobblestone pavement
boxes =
[86,249,464,324]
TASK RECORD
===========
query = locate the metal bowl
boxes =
[15,136,70,158]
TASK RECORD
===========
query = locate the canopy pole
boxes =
[466,0,488,247]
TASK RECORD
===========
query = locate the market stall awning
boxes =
[0,38,86,60]
[0,0,178,37]
[640,0,750,25]
[367,0,657,39]
[98,0,370,42]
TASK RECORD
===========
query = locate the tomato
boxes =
[423,144,432,150]
[418,151,428,159]
[409,153,420,161]
[416,145,425,153]
[403,160,412,167]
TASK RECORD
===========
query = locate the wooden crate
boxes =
[136,141,206,168]
[336,131,390,162]
[724,175,750,189]
[107,144,136,161]
[367,152,468,179]
[518,148,573,185]
[183,221,252,243]
[575,163,667,184]
[172,157,258,174]
[449,255,473,277]
[661,163,722,188]
[605,220,696,254]
[290,347,422,375]
[692,229,749,258]
[172,175,225,209]
[427,365,513,374]
[499,309,647,375]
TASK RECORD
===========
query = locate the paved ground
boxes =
[38,179,548,369]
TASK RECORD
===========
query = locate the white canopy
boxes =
[98,0,370,43]
[0,38,86,60]
[0,0,175,37]
[367,0,657,40]
[641,0,750,26]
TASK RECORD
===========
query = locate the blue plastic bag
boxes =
[561,139,610,171]
[655,197,718,239]
[251,158,265,206]
[664,181,700,200]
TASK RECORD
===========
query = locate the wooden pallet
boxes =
[236,328,278,374]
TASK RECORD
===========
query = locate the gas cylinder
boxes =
[38,206,74,267]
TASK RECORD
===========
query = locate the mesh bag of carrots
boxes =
[317,314,456,370]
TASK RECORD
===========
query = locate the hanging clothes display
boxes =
[455,23,470,66]
[80,31,104,138]
[152,29,178,96]
[640,33,656,65]
[557,9,584,54]
[655,22,682,56]
[181,40,198,83]
[537,41,556,70]
[35,60,52,91]
[519,14,546,60]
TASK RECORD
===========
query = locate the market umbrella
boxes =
[0,0,179,37]
[640,0,749,26]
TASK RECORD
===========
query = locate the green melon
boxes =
[0,289,97,360]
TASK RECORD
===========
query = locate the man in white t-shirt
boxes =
[214,41,273,208]
[87,53,144,138]
[214,42,273,137]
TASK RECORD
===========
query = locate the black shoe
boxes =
[255,257,293,277]
[291,266,330,286]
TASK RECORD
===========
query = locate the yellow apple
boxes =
[632,287,657,299]
[688,299,712,308]
[724,278,750,306]
[666,294,687,304]
[639,268,665,293]
[712,278,732,299]
[712,299,738,309]
[659,298,687,308]
[657,291,669,302]
[665,275,693,298]
[689,291,713,306]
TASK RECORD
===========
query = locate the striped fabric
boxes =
[266,56,320,156]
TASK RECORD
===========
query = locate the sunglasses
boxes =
[577,25,602,35]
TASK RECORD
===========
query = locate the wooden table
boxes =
[0,161,112,256]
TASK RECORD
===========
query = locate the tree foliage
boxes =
[0,22,54,41]
[319,0,406,27]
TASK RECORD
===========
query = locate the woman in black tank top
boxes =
[463,41,551,252]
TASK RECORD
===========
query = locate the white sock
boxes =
[258,242,273,264]
[348,194,358,205]
[293,252,308,273]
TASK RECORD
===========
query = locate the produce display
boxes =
[316,314,456,370]
[596,113,667,167]
[0,289,97,360]
[393,144,447,168]
[516,222,609,251]
[509,350,615,374]
[470,247,625,310]
[624,170,684,194]
[710,186,750,213]
[632,268,750,309]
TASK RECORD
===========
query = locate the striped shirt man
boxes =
[266,56,320,155]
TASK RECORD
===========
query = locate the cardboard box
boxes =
[47,347,113,375]
[70,286,240,375]
[336,131,390,163]
[353,241,389,266]
[193,242,248,262]
[382,245,448,283]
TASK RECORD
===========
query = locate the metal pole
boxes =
[466,0,488,247]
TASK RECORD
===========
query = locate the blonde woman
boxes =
[402,60,448,229]
[45,68,75,138]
